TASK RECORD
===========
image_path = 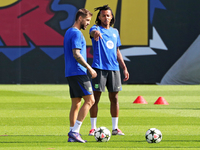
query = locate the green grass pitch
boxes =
[0,84,200,150]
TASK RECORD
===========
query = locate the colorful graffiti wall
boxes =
[0,0,200,84]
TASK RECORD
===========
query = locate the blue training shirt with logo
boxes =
[64,27,87,77]
[90,25,121,71]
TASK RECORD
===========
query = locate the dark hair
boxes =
[94,5,115,26]
[75,8,93,21]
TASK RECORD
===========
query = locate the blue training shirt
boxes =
[90,25,121,71]
[64,27,87,77]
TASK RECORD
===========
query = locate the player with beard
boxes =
[64,8,97,143]
[88,5,129,136]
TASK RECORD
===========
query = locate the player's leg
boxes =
[69,98,82,129]
[109,91,119,118]
[108,92,124,135]
[89,69,107,135]
[69,94,95,143]
[68,97,82,142]
[67,75,94,142]
[107,70,124,135]
[109,91,119,131]
[90,91,102,118]
[89,91,101,135]
[77,94,95,122]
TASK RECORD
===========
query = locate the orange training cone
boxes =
[154,97,169,105]
[133,96,148,104]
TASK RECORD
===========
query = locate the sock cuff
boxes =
[76,120,82,125]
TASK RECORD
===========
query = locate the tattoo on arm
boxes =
[73,49,88,68]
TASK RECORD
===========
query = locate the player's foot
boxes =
[88,129,95,136]
[68,137,87,142]
[112,129,125,135]
[68,131,86,143]
[68,137,76,142]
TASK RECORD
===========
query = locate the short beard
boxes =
[81,25,84,30]
[80,23,86,30]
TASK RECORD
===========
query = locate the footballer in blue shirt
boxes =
[89,5,129,136]
[64,8,97,143]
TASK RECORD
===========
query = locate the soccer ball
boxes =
[145,128,162,143]
[94,127,111,142]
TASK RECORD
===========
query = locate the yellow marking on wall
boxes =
[0,0,18,7]
[83,0,118,46]
[120,0,148,45]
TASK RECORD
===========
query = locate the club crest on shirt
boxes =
[106,40,114,49]
[113,33,116,38]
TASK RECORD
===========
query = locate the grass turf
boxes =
[0,84,200,150]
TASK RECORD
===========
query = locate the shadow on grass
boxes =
[0,135,200,143]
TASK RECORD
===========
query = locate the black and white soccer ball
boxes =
[94,127,111,142]
[145,128,162,143]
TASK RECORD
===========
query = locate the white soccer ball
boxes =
[145,128,162,143]
[94,127,111,142]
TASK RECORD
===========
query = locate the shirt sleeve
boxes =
[71,31,82,50]
[89,25,97,34]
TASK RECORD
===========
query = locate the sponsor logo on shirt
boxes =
[106,40,114,49]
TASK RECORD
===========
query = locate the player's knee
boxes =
[85,97,95,107]
[110,95,117,101]
[111,100,118,105]
[110,97,118,104]
[90,98,95,106]
[83,95,95,107]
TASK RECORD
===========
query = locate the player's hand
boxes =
[94,31,102,41]
[123,69,129,81]
[88,67,97,79]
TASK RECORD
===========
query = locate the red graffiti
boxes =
[87,47,93,58]
[0,0,63,46]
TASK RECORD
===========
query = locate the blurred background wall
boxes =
[0,0,200,84]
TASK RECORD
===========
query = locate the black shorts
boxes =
[92,68,122,92]
[66,75,93,98]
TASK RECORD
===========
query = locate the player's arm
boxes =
[72,48,97,78]
[117,48,129,81]
[90,30,102,41]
